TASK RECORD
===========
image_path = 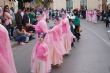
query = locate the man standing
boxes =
[15,9,22,27]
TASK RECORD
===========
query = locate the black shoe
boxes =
[71,42,74,47]
[29,36,35,41]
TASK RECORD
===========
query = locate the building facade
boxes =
[87,0,102,10]
[0,0,10,7]
[73,0,80,9]
[107,0,110,10]
[51,0,102,10]
[1,0,107,11]
[66,0,73,9]
[51,0,66,10]
[51,0,80,10]
[80,0,87,9]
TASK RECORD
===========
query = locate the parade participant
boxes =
[48,17,66,66]
[86,10,89,21]
[31,32,49,73]
[31,11,51,73]
[62,11,74,54]
[34,11,48,34]
[88,10,92,22]
[0,24,17,73]
[92,9,97,23]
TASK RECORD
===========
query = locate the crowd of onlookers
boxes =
[0,6,81,45]
[0,5,36,45]
[0,5,110,45]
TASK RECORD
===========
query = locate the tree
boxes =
[35,0,53,8]
[17,0,33,9]
[42,0,53,8]
[35,0,42,7]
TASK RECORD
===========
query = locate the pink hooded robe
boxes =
[88,10,93,22]
[32,41,49,73]
[31,16,51,73]
[48,22,66,65]
[92,10,97,23]
[62,16,73,54]
[86,10,89,21]
[0,24,17,73]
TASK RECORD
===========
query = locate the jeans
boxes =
[15,35,26,42]
[5,24,14,37]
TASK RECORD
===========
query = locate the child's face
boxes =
[38,34,44,42]
[54,19,58,25]
[54,19,60,25]
[37,15,42,21]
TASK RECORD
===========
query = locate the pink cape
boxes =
[31,18,51,73]
[62,17,74,54]
[32,42,49,73]
[86,11,89,21]
[92,10,97,23]
[47,23,65,65]
[0,24,17,73]
[88,11,92,22]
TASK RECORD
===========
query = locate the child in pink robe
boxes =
[32,32,49,73]
[88,10,93,22]
[31,12,51,73]
[48,17,66,66]
[62,14,74,54]
[86,10,89,21]
[0,24,17,73]
[92,10,97,23]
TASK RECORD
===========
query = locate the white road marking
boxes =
[84,26,110,48]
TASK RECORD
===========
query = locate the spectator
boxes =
[105,16,109,28]
[0,6,3,23]
[69,19,75,35]
[10,7,15,21]
[23,8,35,33]
[69,18,76,47]
[28,8,36,25]
[22,8,30,27]
[97,10,101,21]
[73,15,81,41]
[3,5,14,39]
[21,8,25,18]
[81,9,86,19]
[10,7,16,26]
[101,10,106,21]
[15,9,22,28]
[14,25,28,45]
